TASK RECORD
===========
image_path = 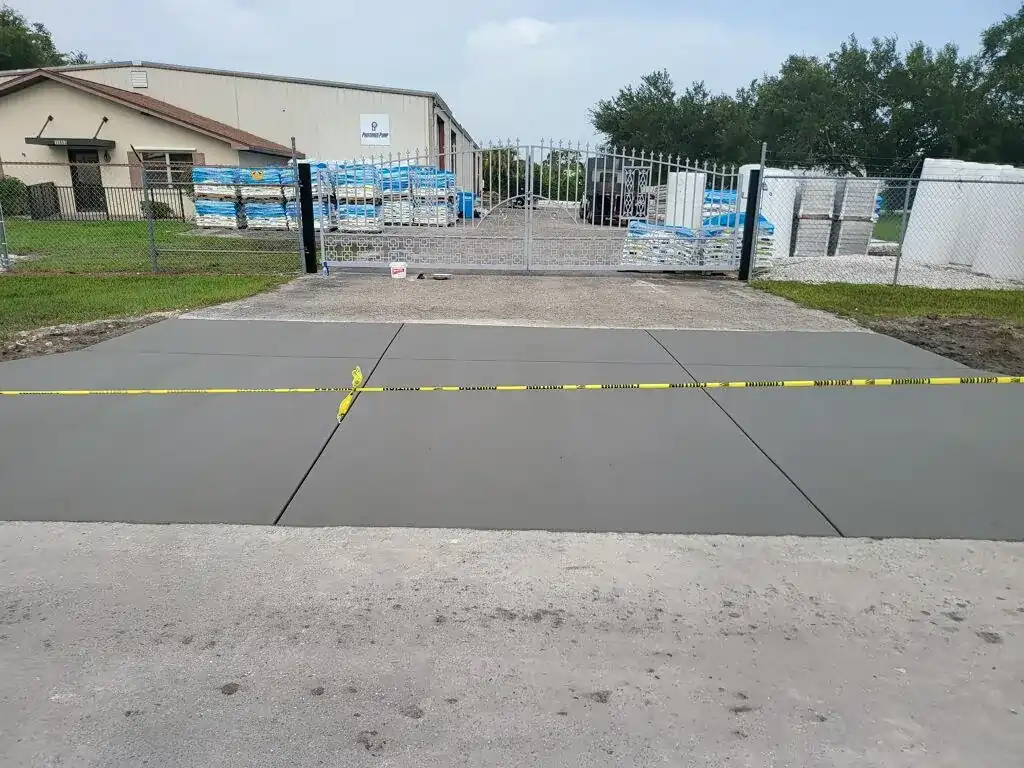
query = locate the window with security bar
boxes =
[141,151,194,186]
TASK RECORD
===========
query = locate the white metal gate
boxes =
[318,142,745,272]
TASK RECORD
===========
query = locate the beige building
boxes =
[0,69,304,218]
[0,60,478,193]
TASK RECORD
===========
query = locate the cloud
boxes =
[457,16,797,143]
[466,18,557,51]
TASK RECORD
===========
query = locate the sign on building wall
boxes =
[360,114,391,146]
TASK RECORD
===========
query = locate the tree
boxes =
[537,148,585,201]
[0,4,90,70]
[481,146,535,202]
[590,3,1024,171]
[975,4,1024,163]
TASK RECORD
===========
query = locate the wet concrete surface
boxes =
[1,319,1021,539]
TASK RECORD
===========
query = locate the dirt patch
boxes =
[1,314,172,361]
[864,316,1024,375]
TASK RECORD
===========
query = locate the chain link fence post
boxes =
[139,152,159,272]
[0,197,10,272]
[290,136,305,272]
[892,177,915,286]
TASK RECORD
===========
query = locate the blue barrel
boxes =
[457,191,474,219]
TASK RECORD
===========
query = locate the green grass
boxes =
[5,220,302,274]
[872,213,903,243]
[0,274,287,339]
[755,281,1024,323]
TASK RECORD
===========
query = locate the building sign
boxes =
[360,114,391,146]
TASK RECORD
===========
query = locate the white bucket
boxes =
[389,261,407,279]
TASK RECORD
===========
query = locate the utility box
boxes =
[28,182,61,219]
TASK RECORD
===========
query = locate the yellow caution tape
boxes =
[356,376,1024,392]
[0,387,353,396]
[335,365,363,423]
[1,374,1020,399]
[336,393,354,421]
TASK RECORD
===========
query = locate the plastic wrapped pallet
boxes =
[412,201,456,226]
[192,167,238,198]
[279,166,298,200]
[336,204,383,233]
[315,198,336,230]
[382,198,414,225]
[701,212,775,265]
[284,200,333,231]
[238,168,286,200]
[195,199,240,229]
[331,163,381,201]
[620,221,700,267]
[379,165,413,196]
[410,167,456,198]
[702,189,737,218]
[243,201,289,230]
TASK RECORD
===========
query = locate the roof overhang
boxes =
[25,137,116,149]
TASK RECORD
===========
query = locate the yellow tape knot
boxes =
[336,367,364,422]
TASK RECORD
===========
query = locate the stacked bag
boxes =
[208,160,459,233]
[194,199,240,229]
[409,167,457,227]
[702,189,737,218]
[701,212,775,266]
[409,168,456,199]
[329,163,383,232]
[620,213,775,268]
[303,163,334,230]
[192,167,240,229]
[238,167,291,230]
[412,201,456,226]
[381,198,414,225]
[380,165,414,224]
[621,221,701,267]
[332,163,382,201]
[336,204,384,233]
[192,166,299,230]
[192,167,238,199]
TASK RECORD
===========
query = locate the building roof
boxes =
[0,69,303,157]
[0,60,477,148]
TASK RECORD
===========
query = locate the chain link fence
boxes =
[752,173,1024,290]
[0,161,304,275]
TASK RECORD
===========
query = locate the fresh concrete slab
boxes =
[1,523,1021,768]
[279,359,834,535]
[692,365,1024,540]
[0,319,400,524]
[2,318,1019,538]
[383,323,670,363]
[0,354,370,524]
[650,329,970,369]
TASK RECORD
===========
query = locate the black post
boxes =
[738,168,761,282]
[297,162,317,274]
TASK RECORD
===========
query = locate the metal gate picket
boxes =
[317,142,744,274]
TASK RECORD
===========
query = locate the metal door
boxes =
[68,149,107,214]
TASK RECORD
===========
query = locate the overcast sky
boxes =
[17,0,1022,144]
